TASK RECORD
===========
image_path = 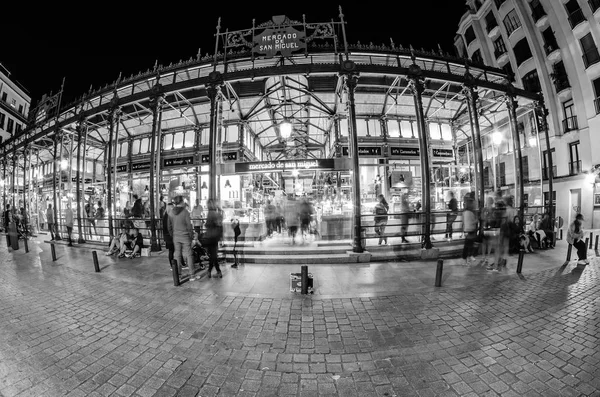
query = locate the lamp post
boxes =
[491,131,502,193]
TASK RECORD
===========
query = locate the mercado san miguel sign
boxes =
[235,159,334,173]
[253,19,306,58]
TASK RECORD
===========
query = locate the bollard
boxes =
[585,238,589,250]
[92,251,100,273]
[50,243,57,261]
[516,251,525,274]
[590,233,594,249]
[6,234,10,247]
[563,244,572,266]
[435,259,443,287]
[301,265,308,295]
[595,235,599,250]
[172,260,180,287]
[24,238,29,253]
[559,229,563,240]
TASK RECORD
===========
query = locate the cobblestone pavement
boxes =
[0,235,599,397]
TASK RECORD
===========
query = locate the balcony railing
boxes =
[531,6,546,22]
[569,160,582,175]
[542,166,557,180]
[594,97,600,114]
[544,42,559,55]
[486,20,499,33]
[590,0,600,12]
[568,8,586,28]
[499,175,506,186]
[552,74,570,92]
[562,116,578,133]
[494,48,507,58]
[582,49,600,68]
[494,0,506,8]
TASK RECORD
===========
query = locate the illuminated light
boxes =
[60,159,69,170]
[528,137,537,147]
[280,121,292,139]
[492,132,503,146]
[586,173,596,184]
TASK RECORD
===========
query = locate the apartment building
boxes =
[0,63,30,145]
[455,0,600,230]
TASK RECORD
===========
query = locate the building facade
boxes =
[0,63,30,145]
[455,0,600,231]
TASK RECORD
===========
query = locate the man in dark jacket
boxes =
[131,194,144,218]
[162,202,174,267]
[168,196,196,280]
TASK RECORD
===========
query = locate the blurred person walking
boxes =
[168,196,196,279]
[567,213,588,265]
[46,204,57,241]
[204,198,224,278]
[373,194,389,245]
[163,202,175,268]
[445,191,458,241]
[461,195,478,265]
[65,203,74,246]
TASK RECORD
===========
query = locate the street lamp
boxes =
[280,120,292,139]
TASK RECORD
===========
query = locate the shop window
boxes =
[503,9,521,36]
[580,33,600,68]
[387,120,400,138]
[171,133,183,149]
[132,140,140,155]
[428,122,442,140]
[120,142,128,157]
[493,36,507,58]
[464,26,476,46]
[356,119,368,137]
[513,38,533,66]
[399,120,414,138]
[163,133,173,150]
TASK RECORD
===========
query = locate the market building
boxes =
[0,11,543,260]
[455,0,600,233]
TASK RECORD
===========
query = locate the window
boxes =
[163,133,173,150]
[565,0,586,28]
[580,33,600,68]
[10,99,16,108]
[542,28,559,54]
[493,36,507,58]
[15,124,22,135]
[562,99,578,132]
[18,105,23,114]
[465,26,476,46]
[522,69,541,92]
[591,0,600,13]
[513,38,533,66]
[522,155,529,182]
[503,62,514,80]
[499,162,506,186]
[494,0,506,8]
[6,118,14,134]
[184,130,195,147]
[503,9,521,36]
[593,77,600,113]
[569,141,581,175]
[530,0,546,22]
[543,149,556,179]
[1,92,6,102]
[551,61,570,92]
[485,11,498,33]
[471,49,483,64]
[0,112,5,130]
[172,132,184,149]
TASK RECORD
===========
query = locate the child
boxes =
[125,227,144,258]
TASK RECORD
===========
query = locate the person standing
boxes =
[567,213,588,265]
[46,204,57,241]
[38,205,46,232]
[168,195,196,280]
[445,191,458,241]
[162,202,175,268]
[65,203,74,246]
[191,199,204,237]
[284,197,300,245]
[399,193,410,244]
[461,196,478,265]
[373,194,389,245]
[204,198,224,278]
[264,199,276,238]
[3,204,12,232]
[95,201,106,241]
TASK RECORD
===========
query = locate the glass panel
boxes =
[440,123,453,141]
[163,133,173,150]
[368,119,381,137]
[387,120,400,137]
[428,122,441,140]
[356,119,368,136]
[132,140,140,155]
[184,131,195,148]
[340,118,349,137]
[173,132,184,149]
[200,128,209,145]
[140,138,149,153]
[120,142,128,157]
[400,120,413,138]
[226,124,239,142]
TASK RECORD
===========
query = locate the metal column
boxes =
[506,93,525,218]
[148,83,164,252]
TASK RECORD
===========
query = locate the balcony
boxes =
[499,175,506,186]
[486,20,499,34]
[551,74,570,92]
[590,0,600,13]
[569,160,582,175]
[568,8,586,28]
[494,48,507,59]
[494,0,507,8]
[531,6,546,23]
[544,42,559,56]
[582,48,600,68]
[542,166,557,180]
[594,97,600,114]
[562,115,578,133]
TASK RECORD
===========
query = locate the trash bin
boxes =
[9,222,19,250]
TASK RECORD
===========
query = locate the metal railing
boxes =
[531,5,546,22]
[583,49,600,68]
[542,166,557,180]
[569,160,582,175]
[568,8,586,28]
[589,0,600,13]
[562,116,578,133]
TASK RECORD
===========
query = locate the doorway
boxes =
[569,188,581,226]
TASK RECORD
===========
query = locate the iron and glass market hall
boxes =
[0,12,546,261]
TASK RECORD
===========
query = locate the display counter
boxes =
[320,214,352,240]
[222,220,266,241]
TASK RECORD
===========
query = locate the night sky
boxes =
[2,1,467,107]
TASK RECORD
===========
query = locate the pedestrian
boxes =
[38,205,46,232]
[298,197,315,242]
[168,195,196,279]
[65,203,74,246]
[445,191,458,240]
[191,199,204,236]
[159,195,166,219]
[85,201,97,238]
[461,196,478,265]
[539,212,555,248]
[567,213,588,265]
[162,202,175,268]
[95,201,106,241]
[264,199,276,237]
[373,194,389,245]
[131,194,143,218]
[203,198,224,278]
[3,204,11,232]
[284,197,300,245]
[399,193,410,243]
[488,198,508,272]
[46,204,57,240]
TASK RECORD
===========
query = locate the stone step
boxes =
[224,253,353,264]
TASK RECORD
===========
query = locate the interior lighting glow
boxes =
[280,121,292,139]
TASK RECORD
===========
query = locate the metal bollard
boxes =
[50,243,57,261]
[24,238,29,253]
[172,260,180,287]
[6,234,10,247]
[590,233,594,249]
[563,244,572,266]
[301,265,309,294]
[92,251,100,272]
[595,235,599,251]
[435,259,443,287]
[585,238,589,250]
[559,229,563,240]
[517,251,525,274]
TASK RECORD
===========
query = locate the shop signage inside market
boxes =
[201,154,209,163]
[342,146,382,157]
[131,162,151,171]
[235,159,335,173]
[390,147,420,157]
[253,22,306,58]
[222,152,238,161]
[110,164,128,173]
[163,156,194,168]
[432,148,454,158]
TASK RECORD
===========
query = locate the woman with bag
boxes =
[567,213,588,265]
[204,198,224,278]
[373,194,389,245]
[461,196,478,265]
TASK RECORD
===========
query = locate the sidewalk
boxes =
[0,232,598,397]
